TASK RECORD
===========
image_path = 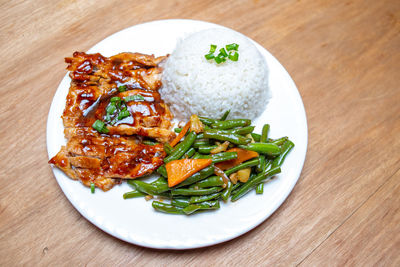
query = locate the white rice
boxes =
[160,28,270,121]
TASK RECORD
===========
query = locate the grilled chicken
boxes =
[49,52,174,191]
[49,129,166,191]
[62,52,174,142]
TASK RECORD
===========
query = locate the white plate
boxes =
[47,19,307,249]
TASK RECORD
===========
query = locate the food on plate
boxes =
[124,114,294,215]
[204,43,239,64]
[62,52,174,142]
[49,28,293,215]
[160,28,270,121]
[49,52,175,191]
[165,158,213,187]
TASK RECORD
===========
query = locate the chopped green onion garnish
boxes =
[209,44,217,53]
[214,57,223,64]
[124,95,145,102]
[219,48,228,57]
[91,183,95,193]
[117,108,130,120]
[118,85,127,92]
[214,54,226,64]
[143,140,158,146]
[228,51,239,61]
[204,53,215,60]
[226,43,239,51]
[110,97,121,108]
[205,43,239,64]
[110,96,121,103]
[92,119,109,134]
[106,103,116,114]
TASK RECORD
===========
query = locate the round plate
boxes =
[47,19,307,249]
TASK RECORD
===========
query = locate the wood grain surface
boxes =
[1,0,399,266]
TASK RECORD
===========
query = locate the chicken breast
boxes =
[49,52,174,191]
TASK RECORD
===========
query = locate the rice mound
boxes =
[160,28,270,121]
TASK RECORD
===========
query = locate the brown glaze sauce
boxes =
[52,52,172,188]
[69,53,167,129]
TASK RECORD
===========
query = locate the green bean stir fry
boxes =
[123,112,294,215]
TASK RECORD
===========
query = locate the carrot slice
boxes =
[169,121,191,147]
[215,148,259,170]
[166,158,213,187]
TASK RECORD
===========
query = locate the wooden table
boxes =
[1,0,399,265]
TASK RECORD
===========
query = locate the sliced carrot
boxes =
[166,158,213,187]
[215,148,259,170]
[169,121,191,147]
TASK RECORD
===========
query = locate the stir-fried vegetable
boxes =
[170,121,191,147]
[165,158,213,187]
[189,114,204,133]
[123,114,294,215]
[215,148,259,170]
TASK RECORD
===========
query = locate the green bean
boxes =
[272,136,289,146]
[271,140,294,168]
[189,192,222,203]
[231,167,281,202]
[210,152,237,163]
[198,201,220,210]
[199,117,219,125]
[211,119,251,130]
[183,201,220,215]
[191,176,224,188]
[192,154,211,160]
[261,124,270,143]
[182,147,196,158]
[152,201,185,215]
[220,110,230,121]
[164,131,197,163]
[203,129,251,145]
[256,183,264,194]
[123,190,146,199]
[251,133,261,142]
[151,176,167,186]
[239,143,281,156]
[153,183,170,194]
[193,139,210,148]
[256,155,266,173]
[156,165,167,177]
[198,145,218,154]
[128,180,170,197]
[231,182,243,196]
[221,180,233,202]
[182,204,201,215]
[196,133,204,139]
[264,160,272,172]
[174,128,182,133]
[164,143,173,155]
[192,151,238,163]
[225,158,259,176]
[231,181,242,191]
[143,140,158,146]
[128,180,158,195]
[171,186,222,196]
[176,165,215,187]
[230,126,255,135]
[197,200,221,209]
[192,152,202,159]
[171,198,190,208]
